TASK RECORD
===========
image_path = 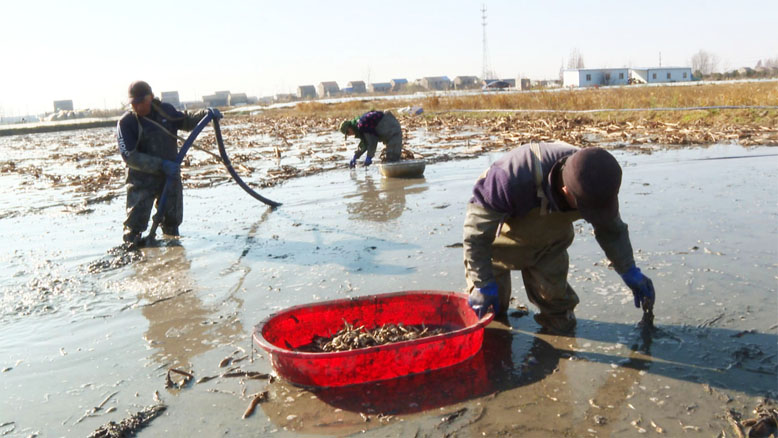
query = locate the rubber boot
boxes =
[533,310,576,336]
[123,229,142,249]
[162,226,179,236]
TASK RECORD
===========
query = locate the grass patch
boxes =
[261,81,777,129]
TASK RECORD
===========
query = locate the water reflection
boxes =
[257,314,777,435]
[132,245,243,370]
[346,173,428,222]
[259,322,560,434]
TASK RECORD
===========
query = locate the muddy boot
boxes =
[123,229,142,250]
[533,310,576,336]
[162,226,179,237]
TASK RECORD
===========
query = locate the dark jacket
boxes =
[116,100,206,185]
[464,142,636,287]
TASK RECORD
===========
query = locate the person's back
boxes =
[464,143,655,334]
[340,110,404,166]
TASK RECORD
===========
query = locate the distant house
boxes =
[202,93,229,107]
[274,93,295,103]
[53,100,73,112]
[630,67,693,84]
[518,78,532,90]
[297,85,316,99]
[346,81,366,94]
[181,100,205,110]
[538,79,562,88]
[160,91,181,109]
[390,78,408,91]
[453,76,480,89]
[317,81,340,97]
[564,67,693,87]
[369,82,392,93]
[228,93,248,106]
[420,76,451,90]
[563,68,630,87]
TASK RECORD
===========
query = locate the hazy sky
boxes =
[2,0,776,116]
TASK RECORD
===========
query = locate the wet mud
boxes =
[0,117,775,437]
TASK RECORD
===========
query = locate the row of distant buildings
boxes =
[45,66,697,114]
[160,76,514,108]
[274,76,497,103]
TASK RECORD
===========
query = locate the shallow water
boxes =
[0,140,776,437]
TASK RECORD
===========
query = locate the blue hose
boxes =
[212,116,282,208]
[143,108,280,244]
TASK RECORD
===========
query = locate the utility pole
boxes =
[481,4,495,81]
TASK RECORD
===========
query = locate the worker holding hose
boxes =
[339,110,403,167]
[116,81,208,247]
[463,143,655,335]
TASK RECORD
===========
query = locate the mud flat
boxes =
[0,117,775,436]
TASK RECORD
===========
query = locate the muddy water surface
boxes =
[0,137,776,437]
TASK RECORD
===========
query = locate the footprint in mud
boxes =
[86,244,144,274]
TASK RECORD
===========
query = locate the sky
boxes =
[1,0,776,116]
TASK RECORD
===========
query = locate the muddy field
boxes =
[0,114,776,437]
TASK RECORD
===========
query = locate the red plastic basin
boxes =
[253,290,493,387]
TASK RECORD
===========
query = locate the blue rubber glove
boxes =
[349,154,358,168]
[210,107,223,120]
[161,160,180,177]
[468,281,500,317]
[621,266,655,309]
[364,156,373,167]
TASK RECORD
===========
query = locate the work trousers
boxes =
[375,111,403,162]
[124,175,183,235]
[465,208,581,315]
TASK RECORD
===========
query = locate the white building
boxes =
[160,91,181,109]
[317,81,340,97]
[564,67,693,87]
[563,68,630,87]
[629,67,693,84]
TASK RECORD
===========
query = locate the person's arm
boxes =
[592,215,635,274]
[361,133,380,159]
[464,202,506,316]
[463,202,507,287]
[593,216,655,309]
[178,108,208,131]
[353,136,366,159]
[116,116,166,175]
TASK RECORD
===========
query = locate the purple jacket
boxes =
[464,143,636,287]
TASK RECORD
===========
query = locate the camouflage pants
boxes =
[124,176,183,235]
[465,208,581,315]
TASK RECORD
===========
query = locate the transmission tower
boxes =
[481,4,496,81]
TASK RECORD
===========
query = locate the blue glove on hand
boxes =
[468,281,500,318]
[210,107,223,120]
[364,156,373,167]
[621,266,655,310]
[161,160,180,177]
[349,154,358,168]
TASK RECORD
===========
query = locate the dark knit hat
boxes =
[128,81,152,104]
[339,120,355,138]
[562,147,622,223]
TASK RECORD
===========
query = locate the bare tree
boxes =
[690,49,719,76]
[567,49,585,69]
